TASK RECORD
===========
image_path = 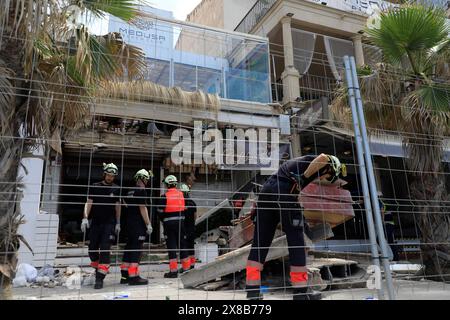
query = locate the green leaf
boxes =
[80,0,140,22]
[412,84,450,114]
[365,5,449,72]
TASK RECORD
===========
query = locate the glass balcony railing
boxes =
[108,14,272,104]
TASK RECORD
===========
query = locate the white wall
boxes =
[17,147,45,265]
[223,0,259,31]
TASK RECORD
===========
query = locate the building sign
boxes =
[108,6,174,59]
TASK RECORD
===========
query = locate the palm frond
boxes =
[330,63,404,132]
[80,0,140,22]
[0,65,15,134]
[100,32,147,80]
[401,83,450,172]
[365,5,449,72]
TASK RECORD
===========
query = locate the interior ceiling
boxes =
[299,127,354,161]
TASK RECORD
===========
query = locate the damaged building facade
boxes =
[16,0,450,293]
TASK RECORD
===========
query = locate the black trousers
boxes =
[164,218,188,260]
[123,217,146,264]
[88,223,114,264]
[385,223,399,261]
[185,220,196,257]
[247,177,306,267]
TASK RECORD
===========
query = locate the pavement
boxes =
[11,264,450,300]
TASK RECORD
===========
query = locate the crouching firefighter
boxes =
[81,163,121,289]
[157,175,190,278]
[179,183,197,269]
[245,154,346,300]
[120,169,154,286]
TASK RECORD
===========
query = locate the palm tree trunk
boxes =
[410,175,450,281]
[0,10,26,297]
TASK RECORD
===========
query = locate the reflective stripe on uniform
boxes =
[246,260,263,286]
[90,261,99,269]
[182,258,191,271]
[98,264,110,275]
[163,216,185,222]
[169,259,178,272]
[128,263,139,277]
[290,271,308,287]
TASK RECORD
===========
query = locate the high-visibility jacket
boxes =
[164,188,186,213]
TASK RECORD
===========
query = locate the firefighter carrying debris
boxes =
[245,154,347,300]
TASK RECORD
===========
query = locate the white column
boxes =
[352,34,365,67]
[280,16,300,104]
[17,146,45,265]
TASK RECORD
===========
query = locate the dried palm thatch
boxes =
[330,63,404,133]
[96,80,221,113]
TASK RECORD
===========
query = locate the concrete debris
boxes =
[390,263,424,274]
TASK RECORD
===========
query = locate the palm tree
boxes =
[0,0,146,296]
[331,4,450,279]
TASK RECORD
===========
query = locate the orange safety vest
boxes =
[164,188,186,213]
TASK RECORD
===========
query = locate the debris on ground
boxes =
[13,263,38,287]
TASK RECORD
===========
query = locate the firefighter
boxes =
[156,175,190,278]
[245,154,346,300]
[81,163,121,289]
[179,183,197,269]
[380,200,399,261]
[120,169,154,286]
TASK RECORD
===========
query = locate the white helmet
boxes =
[327,155,346,183]
[103,163,118,176]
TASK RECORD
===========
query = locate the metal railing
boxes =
[235,0,277,34]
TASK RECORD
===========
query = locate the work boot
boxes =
[292,287,322,300]
[128,276,148,286]
[94,271,105,289]
[164,271,178,278]
[246,285,263,300]
[120,270,129,284]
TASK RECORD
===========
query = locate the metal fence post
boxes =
[343,56,385,300]
[348,56,396,300]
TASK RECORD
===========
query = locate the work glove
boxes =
[146,224,153,236]
[115,224,121,235]
[81,218,89,233]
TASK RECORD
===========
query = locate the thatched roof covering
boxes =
[96,80,221,113]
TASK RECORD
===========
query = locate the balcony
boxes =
[235,0,403,35]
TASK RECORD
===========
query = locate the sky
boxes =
[150,0,203,21]
[85,0,202,36]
